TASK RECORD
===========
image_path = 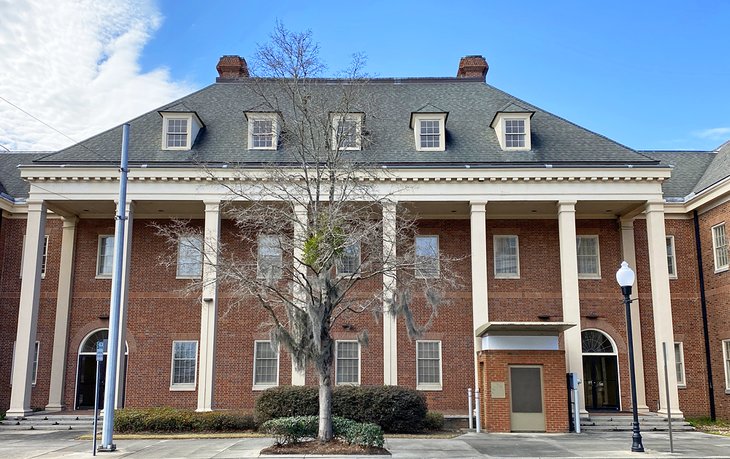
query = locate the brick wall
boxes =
[477,349,568,432]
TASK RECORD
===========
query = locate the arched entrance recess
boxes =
[75,329,128,410]
[582,329,620,411]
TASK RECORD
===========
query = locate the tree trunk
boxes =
[318,370,333,441]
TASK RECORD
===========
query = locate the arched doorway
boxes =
[75,329,128,410]
[582,329,620,411]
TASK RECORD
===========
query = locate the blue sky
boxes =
[138,0,730,151]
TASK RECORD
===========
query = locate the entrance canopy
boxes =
[476,321,576,351]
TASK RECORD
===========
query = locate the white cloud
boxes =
[694,127,730,140]
[0,0,194,152]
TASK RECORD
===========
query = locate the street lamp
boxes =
[616,261,644,453]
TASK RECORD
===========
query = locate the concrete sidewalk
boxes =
[1,430,730,458]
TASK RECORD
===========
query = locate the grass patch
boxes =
[687,417,730,437]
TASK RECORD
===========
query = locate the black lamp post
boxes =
[616,261,644,453]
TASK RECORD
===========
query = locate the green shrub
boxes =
[114,408,255,433]
[255,385,427,433]
[260,415,383,448]
[423,411,444,431]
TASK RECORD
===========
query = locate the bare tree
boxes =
[158,23,461,442]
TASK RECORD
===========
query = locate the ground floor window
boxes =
[170,340,198,390]
[10,341,40,386]
[335,341,360,385]
[674,342,686,387]
[723,340,730,391]
[416,340,442,390]
[253,341,279,389]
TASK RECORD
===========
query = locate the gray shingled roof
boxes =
[643,150,716,198]
[0,152,52,199]
[694,141,730,193]
[35,78,658,167]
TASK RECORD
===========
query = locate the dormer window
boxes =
[491,109,534,151]
[246,112,280,150]
[411,112,447,152]
[331,113,363,151]
[159,111,204,150]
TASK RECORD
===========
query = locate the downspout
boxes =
[693,209,716,421]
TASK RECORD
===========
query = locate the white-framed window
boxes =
[712,223,728,272]
[160,112,203,150]
[331,114,363,150]
[257,235,283,280]
[415,235,439,278]
[666,236,677,279]
[723,340,730,392]
[20,235,49,279]
[170,340,198,390]
[247,113,279,150]
[490,111,532,151]
[253,341,279,390]
[412,113,446,151]
[10,341,40,386]
[494,235,520,279]
[337,242,361,276]
[335,340,360,385]
[576,235,601,278]
[96,235,115,277]
[176,235,203,279]
[504,119,526,148]
[674,342,686,387]
[416,340,442,390]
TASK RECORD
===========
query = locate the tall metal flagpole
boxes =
[99,123,130,452]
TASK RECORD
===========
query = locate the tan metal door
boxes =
[509,365,546,432]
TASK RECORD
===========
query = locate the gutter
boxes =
[693,209,716,421]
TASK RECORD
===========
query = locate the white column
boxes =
[8,201,47,417]
[114,201,134,408]
[557,201,586,414]
[197,200,221,411]
[619,217,649,413]
[291,204,307,386]
[382,202,398,385]
[645,202,682,417]
[470,202,488,388]
[45,216,78,411]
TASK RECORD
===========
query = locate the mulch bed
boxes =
[261,439,390,455]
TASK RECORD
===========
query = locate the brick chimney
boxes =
[216,55,249,80]
[457,55,488,81]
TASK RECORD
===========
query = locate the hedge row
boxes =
[114,408,256,433]
[255,385,428,433]
[260,416,384,448]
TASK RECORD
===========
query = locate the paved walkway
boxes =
[1,430,730,458]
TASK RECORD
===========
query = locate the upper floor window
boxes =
[576,235,600,279]
[337,242,361,276]
[335,341,360,385]
[97,235,115,277]
[490,109,534,151]
[494,235,520,279]
[246,112,279,150]
[411,112,446,151]
[257,235,283,280]
[666,236,677,279]
[253,341,279,389]
[177,235,203,279]
[331,114,363,150]
[20,235,49,279]
[712,223,728,272]
[170,340,198,390]
[415,235,439,278]
[160,111,204,150]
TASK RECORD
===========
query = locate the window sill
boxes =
[176,275,202,280]
[95,275,113,280]
[162,146,191,151]
[248,146,278,151]
[169,385,196,392]
[578,275,601,280]
[253,384,278,391]
[725,389,730,395]
[714,267,729,274]
[678,384,686,389]
[495,275,520,280]
[335,382,360,387]
[669,275,678,280]
[417,385,442,391]
[415,148,445,153]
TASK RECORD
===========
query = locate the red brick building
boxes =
[1,55,729,432]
